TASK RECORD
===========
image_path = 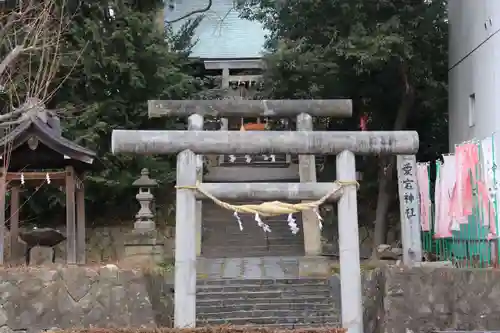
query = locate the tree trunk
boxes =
[372,63,415,252]
[373,156,394,247]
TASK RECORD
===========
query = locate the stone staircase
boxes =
[202,202,305,258]
[196,278,339,328]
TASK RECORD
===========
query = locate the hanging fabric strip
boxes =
[454,143,480,218]
[481,137,497,205]
[417,163,431,232]
[434,160,454,238]
[436,155,455,238]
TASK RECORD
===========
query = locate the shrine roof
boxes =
[0,100,99,171]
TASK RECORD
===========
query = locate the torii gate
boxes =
[111,99,419,333]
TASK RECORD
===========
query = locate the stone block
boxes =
[123,230,165,267]
[298,256,330,277]
[29,246,53,265]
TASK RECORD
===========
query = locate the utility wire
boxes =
[449,26,500,72]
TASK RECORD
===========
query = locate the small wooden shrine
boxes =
[0,98,99,265]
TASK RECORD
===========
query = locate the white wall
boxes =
[448,0,500,151]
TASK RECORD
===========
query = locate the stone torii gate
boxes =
[111,99,419,333]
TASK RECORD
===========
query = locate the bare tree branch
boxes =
[0,45,23,77]
[166,0,212,24]
[0,0,84,172]
[0,0,79,112]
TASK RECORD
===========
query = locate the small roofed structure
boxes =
[0,98,99,265]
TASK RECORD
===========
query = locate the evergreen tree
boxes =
[240,0,448,248]
[48,0,203,222]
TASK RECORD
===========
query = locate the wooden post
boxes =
[396,155,422,266]
[0,168,6,266]
[9,185,20,261]
[297,112,321,256]
[336,150,363,333]
[188,114,204,257]
[65,165,77,264]
[76,177,86,265]
[174,149,198,328]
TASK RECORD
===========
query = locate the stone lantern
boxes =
[124,168,164,266]
[132,168,158,232]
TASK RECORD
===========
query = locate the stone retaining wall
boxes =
[327,269,384,333]
[2,265,500,333]
[3,226,175,264]
[382,267,500,333]
[328,266,500,333]
[0,265,173,333]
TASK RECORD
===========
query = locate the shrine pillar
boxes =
[297,112,322,256]
[188,114,204,257]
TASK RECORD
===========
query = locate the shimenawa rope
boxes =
[175,180,359,216]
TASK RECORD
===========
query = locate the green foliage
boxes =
[239,0,448,224]
[43,0,205,222]
[241,0,448,153]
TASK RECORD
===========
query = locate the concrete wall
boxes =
[448,0,500,150]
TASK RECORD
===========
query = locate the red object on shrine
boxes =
[360,114,368,131]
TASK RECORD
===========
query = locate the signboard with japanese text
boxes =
[396,155,423,266]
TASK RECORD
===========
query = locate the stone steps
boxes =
[202,236,303,244]
[196,315,338,326]
[202,224,303,233]
[202,246,304,258]
[197,302,334,313]
[202,202,304,257]
[197,284,330,293]
[197,309,335,320]
[202,226,303,233]
[203,223,303,229]
[197,278,328,286]
[196,278,338,327]
[201,238,304,246]
[202,216,303,223]
[240,323,338,329]
[197,289,331,300]
[197,296,332,307]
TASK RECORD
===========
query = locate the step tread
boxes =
[197,285,330,291]
[197,289,330,294]
[197,283,329,288]
[215,324,340,329]
[196,296,333,304]
[197,292,331,301]
[197,304,334,313]
[196,315,340,325]
[197,278,327,283]
[196,280,327,286]
[202,238,304,242]
[202,244,304,249]
[197,290,330,295]
[197,310,335,318]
